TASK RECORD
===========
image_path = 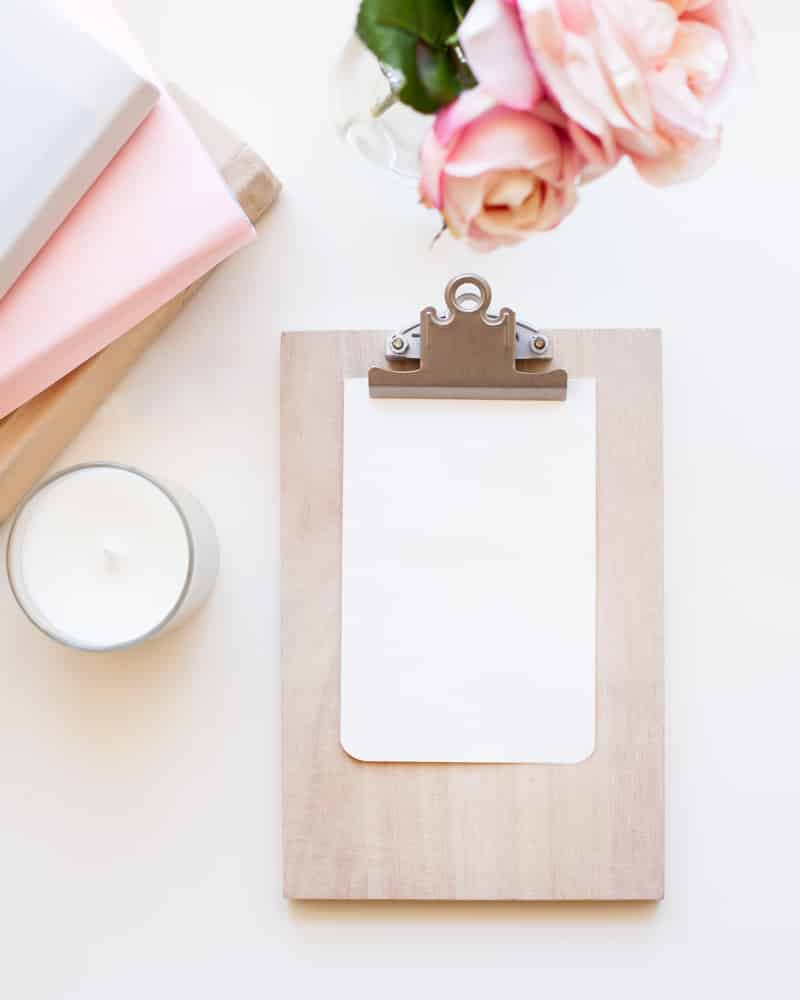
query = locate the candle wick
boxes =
[102,536,127,573]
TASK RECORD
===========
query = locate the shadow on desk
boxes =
[289,899,661,926]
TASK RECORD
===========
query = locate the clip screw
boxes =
[390,334,409,355]
[529,334,549,355]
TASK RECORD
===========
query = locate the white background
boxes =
[1,1,798,996]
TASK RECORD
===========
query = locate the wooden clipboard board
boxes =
[281,278,663,901]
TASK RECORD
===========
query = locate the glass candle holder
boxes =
[6,463,219,651]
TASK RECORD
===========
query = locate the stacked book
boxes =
[0,0,257,419]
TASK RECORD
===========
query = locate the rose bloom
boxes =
[419,89,583,251]
[457,0,753,184]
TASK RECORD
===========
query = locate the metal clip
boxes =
[387,319,553,362]
[369,275,567,401]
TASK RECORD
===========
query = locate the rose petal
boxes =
[567,120,620,181]
[556,0,592,33]
[519,0,621,162]
[419,127,448,209]
[485,171,536,208]
[631,129,721,184]
[465,219,519,252]
[647,62,718,139]
[662,0,712,14]
[433,88,497,147]
[690,0,754,116]
[458,0,543,109]
[441,173,492,237]
[592,2,659,132]
[444,107,563,181]
[605,0,677,62]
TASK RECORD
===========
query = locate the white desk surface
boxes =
[1,1,798,996]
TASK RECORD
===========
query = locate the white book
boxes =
[0,0,158,300]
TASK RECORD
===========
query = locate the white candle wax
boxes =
[6,464,219,650]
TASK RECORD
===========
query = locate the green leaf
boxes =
[360,0,460,46]
[357,0,477,114]
[452,0,474,22]
[416,44,468,107]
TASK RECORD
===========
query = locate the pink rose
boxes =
[457,0,751,185]
[419,0,751,249]
[419,89,582,252]
[457,0,544,110]
[511,0,753,184]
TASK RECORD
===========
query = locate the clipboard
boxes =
[281,275,663,901]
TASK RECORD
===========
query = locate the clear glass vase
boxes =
[330,35,430,178]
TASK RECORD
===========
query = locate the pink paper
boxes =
[0,2,254,417]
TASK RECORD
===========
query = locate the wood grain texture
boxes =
[0,88,280,523]
[281,328,663,901]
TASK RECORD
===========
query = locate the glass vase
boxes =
[330,35,430,178]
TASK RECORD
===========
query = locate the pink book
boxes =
[0,0,254,418]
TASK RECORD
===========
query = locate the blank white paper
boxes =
[341,376,597,764]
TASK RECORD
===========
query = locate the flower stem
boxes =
[371,90,398,118]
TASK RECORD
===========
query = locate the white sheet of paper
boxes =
[340,376,597,764]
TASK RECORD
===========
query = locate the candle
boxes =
[6,463,219,650]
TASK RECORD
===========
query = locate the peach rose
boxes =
[511,0,753,184]
[420,89,582,251]
[457,0,752,185]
